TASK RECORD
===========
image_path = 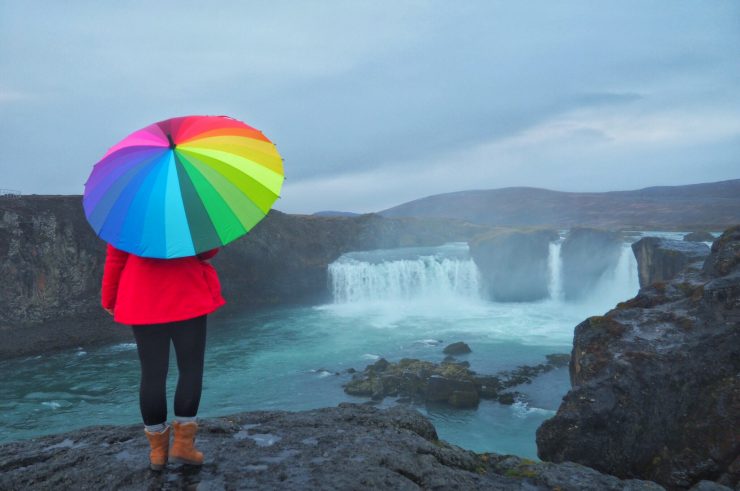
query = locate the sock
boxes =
[145,422,167,433]
[175,415,197,424]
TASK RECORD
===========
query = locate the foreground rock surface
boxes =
[0,404,665,490]
[537,226,740,489]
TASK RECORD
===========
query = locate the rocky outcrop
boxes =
[0,403,665,490]
[536,226,740,490]
[0,196,488,360]
[468,228,559,302]
[561,228,623,300]
[344,354,570,408]
[683,231,715,242]
[631,237,710,288]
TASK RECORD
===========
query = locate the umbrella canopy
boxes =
[83,115,284,258]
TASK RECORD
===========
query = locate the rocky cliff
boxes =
[0,195,488,360]
[631,237,710,288]
[536,226,740,490]
[0,403,667,490]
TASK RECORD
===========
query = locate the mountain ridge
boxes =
[378,178,740,229]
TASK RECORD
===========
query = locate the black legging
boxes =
[131,315,207,426]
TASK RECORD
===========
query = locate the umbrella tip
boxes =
[167,134,176,149]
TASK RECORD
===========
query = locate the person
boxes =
[101,243,226,471]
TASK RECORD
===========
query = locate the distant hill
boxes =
[312,210,360,217]
[378,179,740,230]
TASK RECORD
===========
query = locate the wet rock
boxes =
[345,354,570,409]
[683,231,715,243]
[537,225,740,490]
[0,404,662,490]
[545,353,570,368]
[442,357,471,368]
[486,454,665,490]
[443,341,472,355]
[496,392,519,405]
[632,237,710,288]
[703,226,740,277]
[468,228,559,302]
[426,376,478,405]
[561,228,623,300]
[448,390,480,409]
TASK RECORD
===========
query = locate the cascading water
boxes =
[584,243,640,310]
[330,240,640,308]
[329,243,483,303]
[547,241,564,301]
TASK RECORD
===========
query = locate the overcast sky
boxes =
[1,1,738,214]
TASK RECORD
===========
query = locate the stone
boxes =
[443,341,472,355]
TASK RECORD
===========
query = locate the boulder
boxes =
[443,341,472,355]
[631,237,710,288]
[537,225,740,490]
[561,228,623,300]
[468,228,559,302]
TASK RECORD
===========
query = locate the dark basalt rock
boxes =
[344,354,570,408]
[468,228,559,302]
[0,403,666,490]
[631,237,710,288]
[537,225,740,490]
[561,227,623,300]
[683,231,715,243]
[443,341,472,355]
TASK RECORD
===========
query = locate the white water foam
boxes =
[547,241,564,301]
[329,243,482,304]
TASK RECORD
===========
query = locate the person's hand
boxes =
[104,307,114,316]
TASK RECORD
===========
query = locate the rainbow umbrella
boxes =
[83,115,284,258]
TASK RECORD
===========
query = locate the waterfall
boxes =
[547,241,563,301]
[600,243,640,301]
[328,243,482,303]
[327,241,639,308]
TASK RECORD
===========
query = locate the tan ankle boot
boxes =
[170,421,204,466]
[144,425,170,471]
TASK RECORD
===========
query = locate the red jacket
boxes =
[101,244,226,325]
